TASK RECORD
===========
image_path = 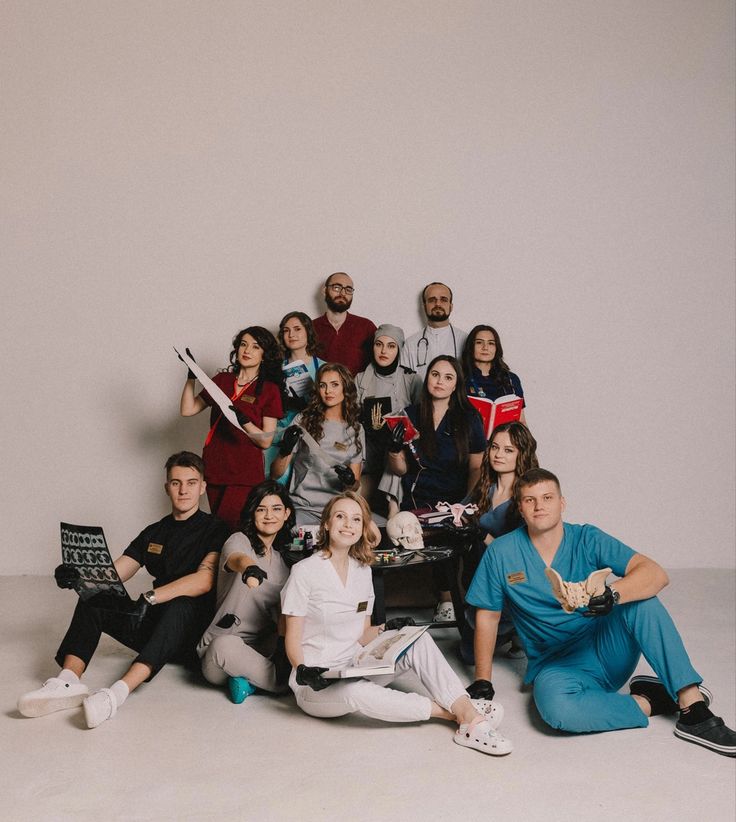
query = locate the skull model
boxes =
[386,511,424,551]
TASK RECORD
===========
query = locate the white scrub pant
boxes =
[201,635,286,693]
[292,633,467,722]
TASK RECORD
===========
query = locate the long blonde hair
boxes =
[316,492,375,566]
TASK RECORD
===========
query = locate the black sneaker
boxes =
[674,716,736,757]
[629,675,712,716]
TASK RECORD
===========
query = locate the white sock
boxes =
[58,669,80,685]
[110,680,130,707]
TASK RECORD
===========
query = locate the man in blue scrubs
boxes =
[465,468,735,757]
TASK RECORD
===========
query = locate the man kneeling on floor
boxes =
[18,451,230,729]
[465,468,736,757]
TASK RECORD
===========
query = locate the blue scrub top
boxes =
[467,367,524,404]
[466,523,636,682]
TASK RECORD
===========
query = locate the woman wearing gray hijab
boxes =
[355,324,422,516]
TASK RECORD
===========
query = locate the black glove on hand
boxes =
[333,464,356,489]
[242,566,268,586]
[54,564,80,590]
[384,616,416,631]
[466,679,495,701]
[387,421,406,453]
[177,347,197,380]
[279,426,303,457]
[286,388,308,412]
[129,595,149,629]
[583,585,615,617]
[229,404,256,428]
[296,664,334,691]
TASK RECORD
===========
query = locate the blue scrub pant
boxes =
[532,597,702,733]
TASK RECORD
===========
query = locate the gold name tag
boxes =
[147,543,164,555]
[240,394,256,404]
[507,571,526,585]
[356,601,368,612]
[333,441,348,452]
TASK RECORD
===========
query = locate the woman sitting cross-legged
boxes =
[281,491,513,757]
[197,481,295,702]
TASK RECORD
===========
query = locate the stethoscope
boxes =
[416,325,458,367]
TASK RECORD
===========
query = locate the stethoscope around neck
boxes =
[416,325,458,367]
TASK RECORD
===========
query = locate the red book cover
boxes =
[383,412,419,442]
[468,394,523,438]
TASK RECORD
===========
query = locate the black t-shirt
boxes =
[123,510,230,588]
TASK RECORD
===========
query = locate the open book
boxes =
[323,624,429,679]
[468,394,523,438]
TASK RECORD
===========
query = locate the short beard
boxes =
[326,295,351,313]
[426,308,449,323]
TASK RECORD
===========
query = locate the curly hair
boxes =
[461,324,516,396]
[468,421,539,530]
[417,355,478,464]
[277,311,320,358]
[227,326,285,397]
[238,480,296,557]
[299,363,362,455]
[315,491,375,566]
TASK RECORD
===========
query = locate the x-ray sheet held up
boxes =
[324,625,430,679]
[60,522,131,605]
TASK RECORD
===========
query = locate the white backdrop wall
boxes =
[2,1,734,573]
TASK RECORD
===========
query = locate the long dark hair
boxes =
[300,363,362,455]
[238,480,295,557]
[417,355,477,463]
[461,324,515,396]
[227,326,285,396]
[468,421,539,529]
[277,311,320,358]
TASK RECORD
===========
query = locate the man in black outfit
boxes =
[18,451,229,729]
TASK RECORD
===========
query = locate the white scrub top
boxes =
[281,551,375,669]
[400,324,467,380]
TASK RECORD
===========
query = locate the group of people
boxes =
[18,273,735,760]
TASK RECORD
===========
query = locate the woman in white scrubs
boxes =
[281,492,513,756]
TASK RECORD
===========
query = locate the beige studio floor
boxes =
[1,569,734,822]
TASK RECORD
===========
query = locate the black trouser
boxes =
[55,597,208,680]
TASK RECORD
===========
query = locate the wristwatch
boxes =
[610,587,621,606]
[143,590,157,606]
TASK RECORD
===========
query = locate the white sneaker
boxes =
[18,677,89,718]
[83,688,117,729]
[455,718,513,756]
[433,601,455,623]
[469,698,504,730]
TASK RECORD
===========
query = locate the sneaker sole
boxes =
[454,731,513,756]
[673,726,736,757]
[629,675,713,709]
[18,693,87,718]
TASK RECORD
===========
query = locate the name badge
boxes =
[147,543,164,555]
[507,571,526,585]
[240,394,256,404]
[333,441,348,452]
[356,601,368,613]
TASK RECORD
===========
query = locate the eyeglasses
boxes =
[328,284,355,295]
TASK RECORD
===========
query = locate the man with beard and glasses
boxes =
[312,272,376,375]
[400,282,467,380]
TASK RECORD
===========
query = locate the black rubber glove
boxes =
[333,464,356,489]
[384,616,416,631]
[177,347,197,380]
[583,586,615,617]
[387,421,406,453]
[242,566,268,586]
[296,664,334,691]
[128,595,150,630]
[286,388,308,412]
[229,404,256,428]
[54,564,80,590]
[279,426,303,457]
[466,679,495,701]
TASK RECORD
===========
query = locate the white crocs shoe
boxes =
[83,688,117,729]
[433,601,455,623]
[18,677,89,718]
[469,698,504,730]
[455,717,513,756]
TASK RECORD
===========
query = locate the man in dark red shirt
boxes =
[312,272,376,375]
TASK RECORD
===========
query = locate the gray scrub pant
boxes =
[201,635,287,693]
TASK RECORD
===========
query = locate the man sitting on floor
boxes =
[18,451,230,729]
[465,468,735,757]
